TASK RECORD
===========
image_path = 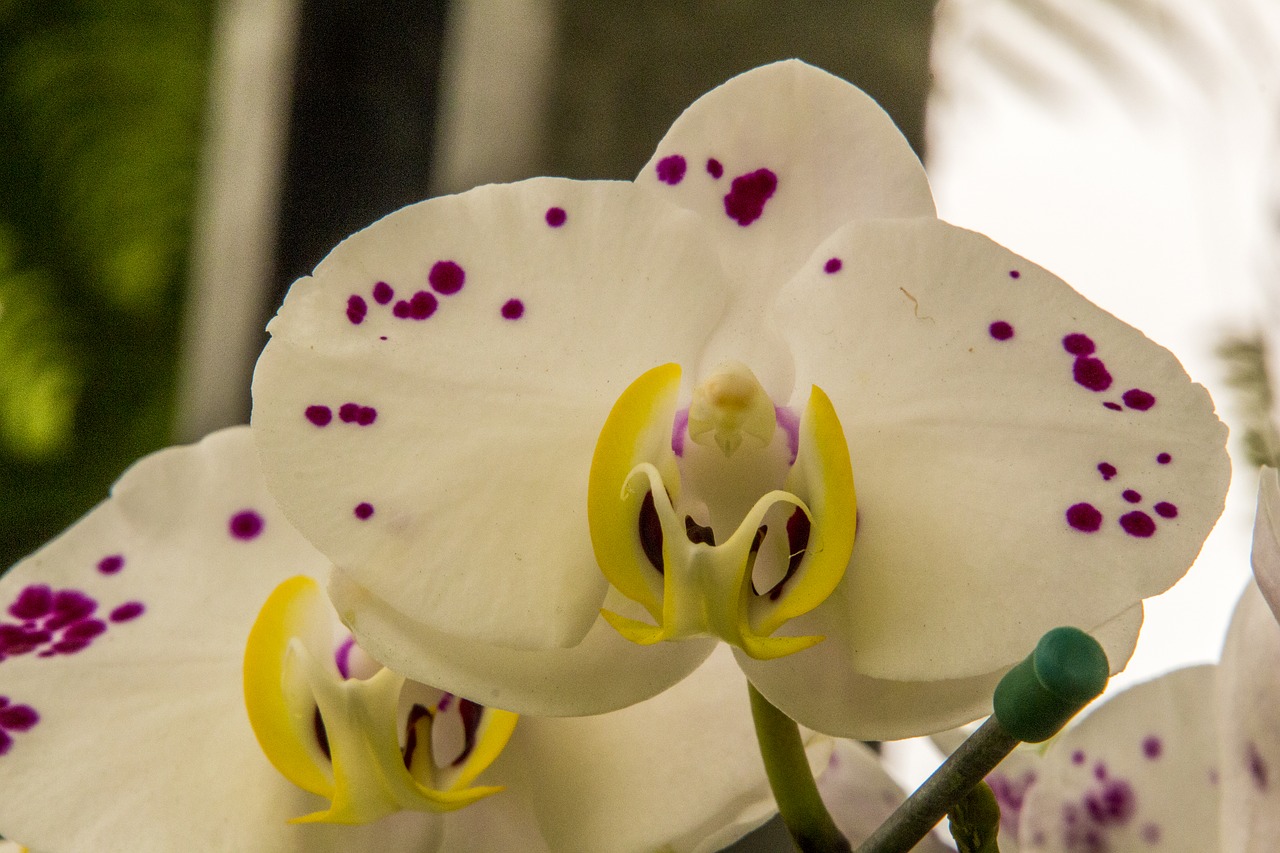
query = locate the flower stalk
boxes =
[748,683,852,853]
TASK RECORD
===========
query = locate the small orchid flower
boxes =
[251,60,1230,740]
[0,427,848,852]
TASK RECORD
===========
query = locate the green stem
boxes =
[854,715,1019,853]
[748,682,852,853]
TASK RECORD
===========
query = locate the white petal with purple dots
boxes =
[1217,581,1280,852]
[1016,665,1220,852]
[0,428,443,852]
[251,60,1230,736]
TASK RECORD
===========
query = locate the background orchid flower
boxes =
[0,427,842,853]
[251,59,1230,740]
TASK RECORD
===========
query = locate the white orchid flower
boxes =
[250,60,1229,740]
[0,427,850,852]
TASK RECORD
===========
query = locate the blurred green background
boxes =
[0,0,935,570]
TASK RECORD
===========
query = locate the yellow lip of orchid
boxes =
[243,575,519,824]
[588,364,857,660]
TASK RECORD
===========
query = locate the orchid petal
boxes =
[736,604,1142,740]
[0,428,440,851]
[637,61,935,390]
[1250,467,1280,622]
[496,646,830,853]
[252,180,730,658]
[775,217,1228,682]
[1016,665,1220,852]
[328,571,715,717]
[1217,581,1280,851]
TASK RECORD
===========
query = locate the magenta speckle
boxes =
[373,281,394,304]
[723,168,778,227]
[1154,502,1178,519]
[395,290,438,321]
[1067,503,1103,533]
[1123,389,1156,411]
[1120,511,1156,538]
[500,299,525,320]
[305,405,332,427]
[229,510,264,541]
[671,409,689,457]
[1073,357,1113,392]
[1142,736,1163,759]
[1248,742,1269,790]
[346,294,367,325]
[656,155,687,185]
[1157,452,1172,464]
[1009,269,1021,279]
[96,554,124,575]
[46,590,95,630]
[338,403,377,426]
[64,619,106,642]
[1063,333,1095,356]
[1122,489,1142,503]
[9,585,53,620]
[1097,462,1117,481]
[1141,823,1161,844]
[1104,402,1123,411]
[354,502,374,520]
[823,257,843,274]
[1093,762,1108,781]
[989,321,1014,341]
[545,207,567,227]
[706,158,723,179]
[429,261,465,295]
[0,702,38,732]
[1072,750,1086,765]
[109,602,145,623]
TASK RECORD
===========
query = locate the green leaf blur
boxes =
[0,0,212,570]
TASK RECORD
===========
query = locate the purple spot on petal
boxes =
[109,602,144,622]
[1063,333,1096,356]
[723,168,778,227]
[64,619,106,642]
[1072,750,1086,765]
[97,554,124,575]
[1248,741,1269,790]
[1104,402,1123,411]
[656,155,687,185]
[338,403,377,425]
[0,703,38,732]
[1097,463,1117,481]
[335,636,355,678]
[1120,511,1156,538]
[1009,269,1021,279]
[1094,762,1108,781]
[429,261,465,295]
[545,206,567,227]
[1122,489,1142,504]
[372,281,394,304]
[823,257,843,274]
[1123,389,1156,411]
[1074,357,1113,392]
[501,299,525,320]
[9,585,53,620]
[346,295,367,325]
[1157,452,1172,464]
[1142,736,1163,759]
[1067,503,1103,533]
[229,510,264,541]
[305,405,332,427]
[1154,502,1178,519]
[989,321,1014,341]
[671,409,688,457]
[706,158,723,178]
[46,591,96,630]
[0,729,11,755]
[397,290,438,320]
[354,502,374,520]
[1142,823,1161,844]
